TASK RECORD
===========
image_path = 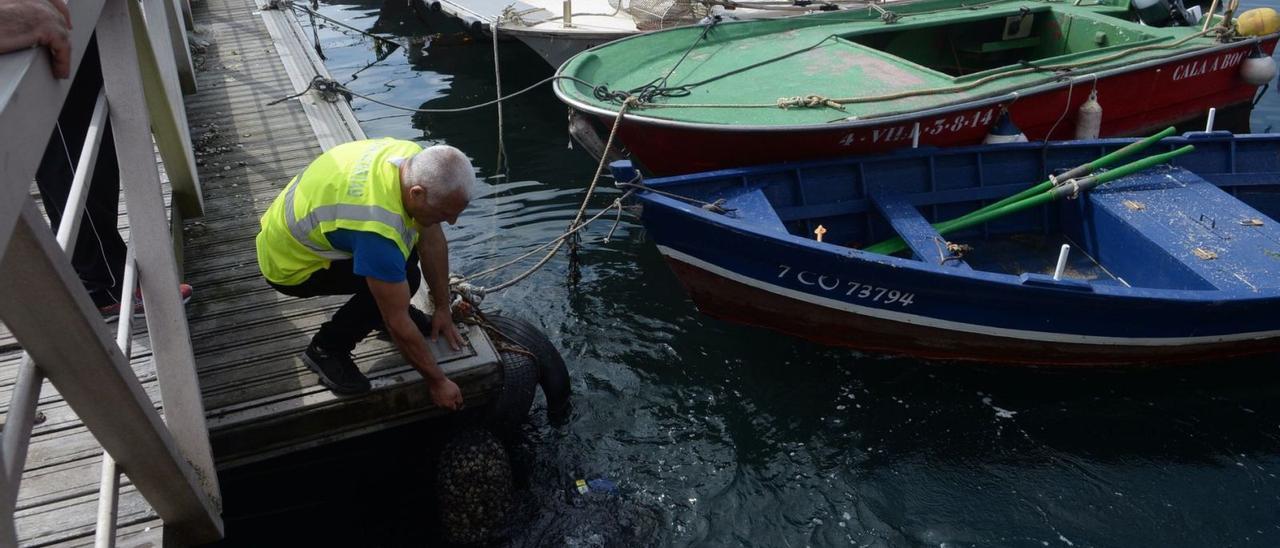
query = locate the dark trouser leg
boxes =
[270,253,423,353]
[34,37,128,308]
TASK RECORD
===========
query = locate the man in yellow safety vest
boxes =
[256,138,474,409]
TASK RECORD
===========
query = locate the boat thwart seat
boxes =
[1078,166,1280,292]
[868,189,971,270]
[719,188,790,236]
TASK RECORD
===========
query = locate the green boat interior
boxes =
[844,6,1163,78]
[557,0,1240,125]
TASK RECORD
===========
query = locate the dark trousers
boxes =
[35,37,128,308]
[269,254,426,354]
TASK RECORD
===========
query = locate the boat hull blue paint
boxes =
[630,133,1280,365]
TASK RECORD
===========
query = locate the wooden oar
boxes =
[864,127,1177,255]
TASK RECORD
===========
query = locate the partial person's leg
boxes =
[33,37,128,309]
[268,260,374,394]
[318,251,424,353]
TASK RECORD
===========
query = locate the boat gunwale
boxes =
[632,133,1280,302]
[554,30,1274,132]
[655,243,1280,348]
[497,25,636,38]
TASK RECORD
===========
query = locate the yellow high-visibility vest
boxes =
[256,138,423,285]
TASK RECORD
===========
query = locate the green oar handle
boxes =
[952,126,1178,225]
[1092,144,1194,184]
[864,127,1178,256]
[947,145,1196,239]
[864,144,1195,255]
[1066,126,1178,179]
[1049,145,1196,199]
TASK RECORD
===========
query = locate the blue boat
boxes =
[612,132,1280,366]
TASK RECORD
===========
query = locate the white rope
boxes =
[456,99,638,295]
[492,17,508,177]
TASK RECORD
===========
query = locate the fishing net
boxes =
[610,0,711,30]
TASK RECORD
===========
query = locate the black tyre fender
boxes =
[486,350,537,427]
[483,314,572,420]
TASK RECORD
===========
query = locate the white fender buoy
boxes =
[984,111,1028,144]
[1241,47,1278,86]
[1074,89,1102,140]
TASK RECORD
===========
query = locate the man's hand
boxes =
[369,276,464,410]
[431,307,464,351]
[429,377,463,410]
[0,0,73,78]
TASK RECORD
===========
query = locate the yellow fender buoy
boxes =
[1238,8,1280,37]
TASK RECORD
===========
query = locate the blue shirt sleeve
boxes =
[326,229,407,283]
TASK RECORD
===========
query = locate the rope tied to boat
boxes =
[777,95,846,111]
[868,2,899,23]
[448,97,641,298]
[932,236,971,265]
[613,179,736,214]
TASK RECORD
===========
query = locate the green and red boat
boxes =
[555,0,1280,175]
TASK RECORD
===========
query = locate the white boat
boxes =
[420,0,872,67]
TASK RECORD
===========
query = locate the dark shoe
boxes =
[302,343,370,395]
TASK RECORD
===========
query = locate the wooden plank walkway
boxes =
[4,0,501,542]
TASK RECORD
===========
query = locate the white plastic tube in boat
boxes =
[1053,244,1071,281]
[1205,107,1217,132]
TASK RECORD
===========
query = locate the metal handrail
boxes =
[0,0,221,543]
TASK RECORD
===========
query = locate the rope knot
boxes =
[776,95,845,111]
[310,76,352,103]
[701,198,730,214]
[449,275,487,308]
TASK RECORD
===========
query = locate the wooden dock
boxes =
[4,0,503,543]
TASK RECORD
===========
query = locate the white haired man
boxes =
[256,139,474,409]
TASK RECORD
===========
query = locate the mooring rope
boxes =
[451,98,639,299]
[270,0,409,50]
[491,17,510,177]
[272,74,603,112]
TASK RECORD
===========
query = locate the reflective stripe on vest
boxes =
[282,142,417,257]
[257,138,423,286]
[282,176,416,258]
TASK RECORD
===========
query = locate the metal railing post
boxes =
[0,0,222,541]
[132,0,204,217]
[0,449,15,547]
[161,0,197,94]
[1,89,109,512]
[99,0,221,512]
[0,201,222,544]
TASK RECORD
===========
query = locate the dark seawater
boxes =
[216,2,1280,546]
